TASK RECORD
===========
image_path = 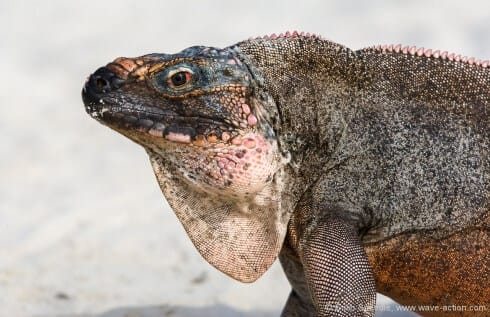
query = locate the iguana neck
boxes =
[234,35,359,200]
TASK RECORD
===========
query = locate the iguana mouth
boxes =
[85,102,237,144]
[84,97,239,148]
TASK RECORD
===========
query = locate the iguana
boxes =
[82,31,489,317]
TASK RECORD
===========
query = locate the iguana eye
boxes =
[153,65,200,94]
[167,69,193,89]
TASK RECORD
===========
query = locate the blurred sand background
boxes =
[1,0,488,316]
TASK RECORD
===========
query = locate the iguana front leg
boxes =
[281,213,376,317]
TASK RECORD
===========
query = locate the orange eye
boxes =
[168,71,192,88]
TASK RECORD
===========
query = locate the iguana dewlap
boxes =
[82,32,489,317]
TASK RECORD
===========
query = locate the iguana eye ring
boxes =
[167,68,193,89]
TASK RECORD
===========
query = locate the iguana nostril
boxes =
[82,67,125,104]
[95,77,110,90]
[89,67,124,93]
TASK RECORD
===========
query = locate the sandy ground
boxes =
[1,0,488,316]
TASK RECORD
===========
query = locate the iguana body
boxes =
[82,32,489,316]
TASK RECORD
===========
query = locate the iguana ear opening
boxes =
[148,151,288,282]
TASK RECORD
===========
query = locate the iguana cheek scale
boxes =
[82,31,489,317]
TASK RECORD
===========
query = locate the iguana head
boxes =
[82,46,288,282]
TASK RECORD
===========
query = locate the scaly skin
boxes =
[82,32,489,317]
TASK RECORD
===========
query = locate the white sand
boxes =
[1,0,488,316]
